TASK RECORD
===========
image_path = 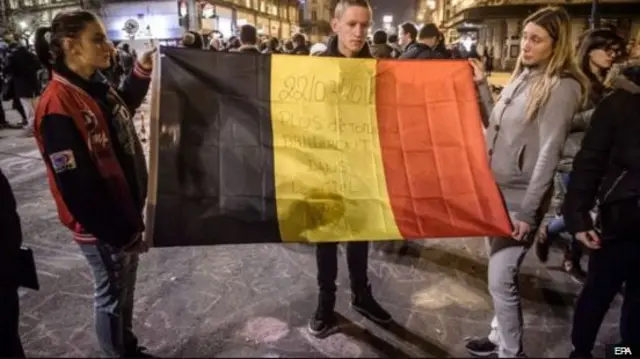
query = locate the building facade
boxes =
[0,0,299,48]
[415,0,443,25]
[441,0,640,70]
[299,0,335,43]
[0,0,91,44]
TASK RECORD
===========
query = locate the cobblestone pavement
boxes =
[0,98,622,358]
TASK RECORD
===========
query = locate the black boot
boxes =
[351,285,392,325]
[308,292,338,338]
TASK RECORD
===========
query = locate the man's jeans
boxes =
[79,242,139,357]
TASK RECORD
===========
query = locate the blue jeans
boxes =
[79,242,139,357]
[548,172,571,235]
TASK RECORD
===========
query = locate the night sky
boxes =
[369,0,415,27]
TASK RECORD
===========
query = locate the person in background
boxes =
[563,54,640,359]
[292,33,310,55]
[4,39,41,136]
[387,33,401,58]
[263,37,281,54]
[535,28,624,284]
[400,23,450,59]
[369,29,394,58]
[464,6,588,357]
[283,39,295,54]
[33,10,154,357]
[181,30,204,49]
[233,25,261,54]
[118,43,135,76]
[209,37,222,51]
[103,41,124,88]
[259,41,268,53]
[398,22,418,54]
[0,168,25,358]
[226,36,241,51]
[309,0,392,339]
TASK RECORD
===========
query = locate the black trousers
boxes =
[0,288,25,358]
[12,97,26,122]
[571,240,640,354]
[316,241,369,295]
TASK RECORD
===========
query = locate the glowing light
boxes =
[382,15,393,23]
[462,37,473,51]
[19,21,27,29]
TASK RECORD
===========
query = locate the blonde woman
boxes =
[465,7,589,358]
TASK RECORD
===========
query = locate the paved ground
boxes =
[0,98,623,358]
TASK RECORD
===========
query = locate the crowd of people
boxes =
[1,0,640,357]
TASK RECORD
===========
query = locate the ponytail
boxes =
[34,26,52,71]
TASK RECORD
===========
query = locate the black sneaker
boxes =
[465,337,498,357]
[351,287,392,325]
[564,262,586,285]
[308,294,338,338]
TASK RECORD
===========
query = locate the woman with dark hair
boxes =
[33,10,154,357]
[535,28,624,284]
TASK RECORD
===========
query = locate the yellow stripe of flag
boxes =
[270,55,402,242]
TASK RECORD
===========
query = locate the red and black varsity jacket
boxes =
[34,62,151,248]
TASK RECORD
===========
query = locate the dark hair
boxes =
[576,28,625,103]
[229,36,241,49]
[419,23,440,40]
[372,29,387,45]
[400,22,418,41]
[239,24,257,45]
[34,10,98,71]
[292,33,306,46]
[388,34,398,43]
[284,40,294,52]
[267,37,280,51]
[182,30,204,49]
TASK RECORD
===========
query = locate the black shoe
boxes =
[564,262,586,285]
[308,294,338,338]
[465,337,498,357]
[351,286,392,325]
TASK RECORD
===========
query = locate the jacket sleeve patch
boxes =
[50,150,77,173]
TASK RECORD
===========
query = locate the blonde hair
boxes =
[509,6,589,122]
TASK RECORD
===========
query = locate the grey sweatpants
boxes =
[485,234,532,358]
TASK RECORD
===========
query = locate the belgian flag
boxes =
[146,47,511,247]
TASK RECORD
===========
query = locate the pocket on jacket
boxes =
[515,145,526,174]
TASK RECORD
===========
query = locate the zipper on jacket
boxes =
[603,169,628,203]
